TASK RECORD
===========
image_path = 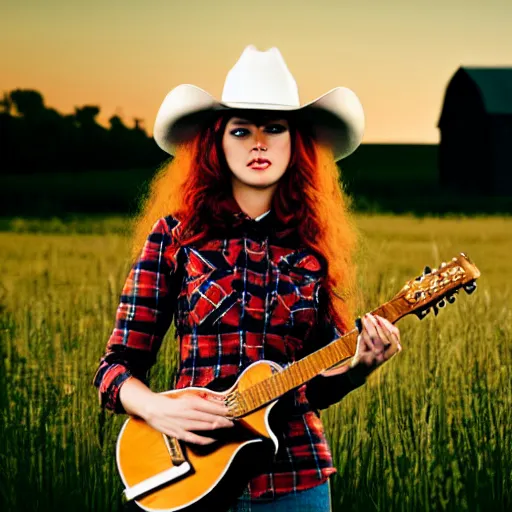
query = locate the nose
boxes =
[253,140,267,152]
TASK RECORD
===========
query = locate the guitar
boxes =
[116,253,480,511]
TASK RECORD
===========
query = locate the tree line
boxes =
[0,89,167,173]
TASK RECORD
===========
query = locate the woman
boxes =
[94,45,401,512]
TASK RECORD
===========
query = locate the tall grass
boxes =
[0,215,510,511]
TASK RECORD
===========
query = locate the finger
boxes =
[361,314,379,340]
[352,328,371,368]
[189,395,232,416]
[371,315,393,347]
[156,424,217,445]
[367,315,391,351]
[204,392,226,404]
[387,330,402,355]
[357,327,374,354]
[180,418,234,431]
[177,408,235,427]
[376,316,400,340]
[158,400,223,422]
[375,316,402,355]
[356,334,380,368]
[373,316,400,358]
[363,315,385,354]
[180,429,218,446]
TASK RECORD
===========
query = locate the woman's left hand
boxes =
[350,313,402,378]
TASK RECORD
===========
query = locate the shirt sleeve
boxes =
[303,281,366,411]
[92,216,182,413]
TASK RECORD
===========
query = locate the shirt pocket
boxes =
[271,250,324,328]
[181,248,240,327]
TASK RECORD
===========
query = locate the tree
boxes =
[74,105,101,127]
[10,89,45,118]
[0,92,12,114]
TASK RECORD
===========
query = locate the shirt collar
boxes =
[222,195,297,242]
[224,195,271,223]
[254,210,271,222]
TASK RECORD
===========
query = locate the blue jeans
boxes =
[227,480,332,512]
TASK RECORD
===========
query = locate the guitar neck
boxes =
[233,304,399,417]
[229,253,480,417]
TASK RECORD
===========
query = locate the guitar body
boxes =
[117,360,283,512]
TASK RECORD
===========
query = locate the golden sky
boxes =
[3,0,512,143]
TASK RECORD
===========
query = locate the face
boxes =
[221,113,291,190]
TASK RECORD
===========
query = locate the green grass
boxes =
[0,215,511,511]
[0,215,133,235]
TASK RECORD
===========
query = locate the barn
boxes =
[438,67,512,195]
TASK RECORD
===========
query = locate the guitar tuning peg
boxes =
[438,299,446,308]
[415,308,430,320]
[463,282,477,295]
[415,265,433,281]
[447,294,456,304]
[452,257,458,262]
[433,305,439,316]
[440,262,447,268]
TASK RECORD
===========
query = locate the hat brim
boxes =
[153,84,364,161]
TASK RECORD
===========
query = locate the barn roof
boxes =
[462,67,512,115]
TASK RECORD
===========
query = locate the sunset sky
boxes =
[3,0,512,143]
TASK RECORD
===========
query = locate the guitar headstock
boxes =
[384,253,481,322]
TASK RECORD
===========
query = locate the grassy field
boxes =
[0,215,511,511]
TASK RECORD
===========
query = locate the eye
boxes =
[265,124,287,134]
[229,128,250,137]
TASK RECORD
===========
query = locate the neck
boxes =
[231,180,277,219]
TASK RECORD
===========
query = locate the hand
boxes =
[350,313,402,379]
[142,392,235,446]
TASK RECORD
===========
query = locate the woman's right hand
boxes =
[141,392,235,446]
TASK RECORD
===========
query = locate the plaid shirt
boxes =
[94,198,363,500]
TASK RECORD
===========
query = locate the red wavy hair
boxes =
[131,112,360,332]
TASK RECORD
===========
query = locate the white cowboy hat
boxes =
[153,45,365,161]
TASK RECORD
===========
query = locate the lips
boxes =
[247,158,271,170]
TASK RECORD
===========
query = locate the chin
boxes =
[242,170,284,185]
[252,182,276,190]
[251,175,283,188]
